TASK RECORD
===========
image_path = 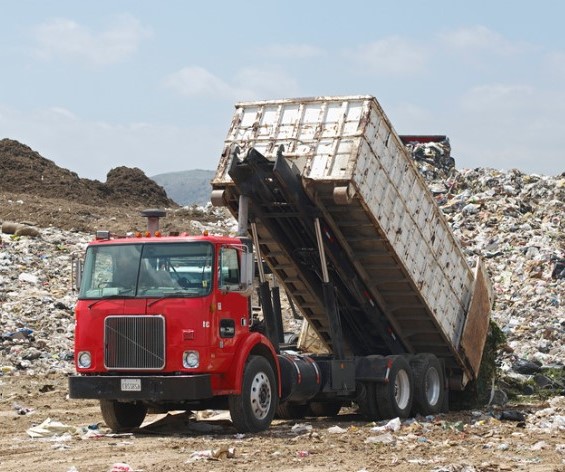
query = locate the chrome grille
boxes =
[104,315,165,369]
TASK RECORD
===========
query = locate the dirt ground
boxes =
[1,374,564,472]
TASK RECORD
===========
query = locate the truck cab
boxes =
[69,225,281,433]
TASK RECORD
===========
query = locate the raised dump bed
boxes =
[212,95,492,387]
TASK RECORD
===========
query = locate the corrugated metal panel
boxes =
[213,95,491,379]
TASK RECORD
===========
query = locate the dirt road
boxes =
[1,374,564,472]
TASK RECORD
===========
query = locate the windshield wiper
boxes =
[87,294,136,310]
[147,292,194,307]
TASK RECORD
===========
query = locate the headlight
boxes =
[183,350,199,368]
[77,351,92,368]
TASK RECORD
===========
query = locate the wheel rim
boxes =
[394,369,411,410]
[250,371,272,420]
[425,367,441,406]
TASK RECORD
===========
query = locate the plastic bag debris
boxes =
[371,417,401,432]
[327,425,347,434]
[27,418,80,438]
[109,464,141,472]
[186,447,235,463]
[364,432,395,444]
[291,423,312,434]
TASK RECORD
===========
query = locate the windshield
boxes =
[79,242,214,299]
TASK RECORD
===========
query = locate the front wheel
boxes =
[100,400,147,432]
[229,355,277,432]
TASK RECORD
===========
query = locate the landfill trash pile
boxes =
[0,227,90,377]
[407,145,564,398]
[428,170,562,357]
[402,136,455,179]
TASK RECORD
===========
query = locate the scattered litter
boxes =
[291,423,312,434]
[12,402,33,415]
[364,433,395,444]
[371,417,401,432]
[27,418,80,438]
[497,410,526,422]
[109,464,139,472]
[327,425,347,434]
[186,447,235,463]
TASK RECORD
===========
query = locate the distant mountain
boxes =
[151,169,215,206]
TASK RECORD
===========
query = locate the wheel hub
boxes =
[250,372,272,419]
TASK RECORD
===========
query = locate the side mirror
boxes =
[239,238,254,296]
[72,256,84,291]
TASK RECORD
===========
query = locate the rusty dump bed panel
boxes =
[212,96,492,383]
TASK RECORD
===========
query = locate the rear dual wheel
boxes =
[410,354,445,416]
[375,355,414,419]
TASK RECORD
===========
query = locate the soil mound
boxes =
[0,138,175,208]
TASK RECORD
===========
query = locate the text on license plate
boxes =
[121,378,141,391]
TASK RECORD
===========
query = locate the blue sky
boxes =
[1,1,563,180]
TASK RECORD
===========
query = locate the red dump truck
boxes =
[69,95,492,432]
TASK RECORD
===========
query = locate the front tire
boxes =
[100,400,147,432]
[229,355,277,432]
[375,355,413,419]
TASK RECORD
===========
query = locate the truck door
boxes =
[214,245,248,368]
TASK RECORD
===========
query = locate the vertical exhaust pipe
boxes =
[140,209,166,235]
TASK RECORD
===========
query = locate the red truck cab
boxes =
[69,226,280,432]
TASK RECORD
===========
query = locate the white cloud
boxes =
[544,51,565,77]
[448,83,565,174]
[164,66,234,98]
[460,84,535,112]
[233,66,300,100]
[163,65,299,101]
[438,26,532,56]
[256,43,325,59]
[33,15,152,66]
[348,36,429,76]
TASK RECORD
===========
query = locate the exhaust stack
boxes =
[140,209,166,235]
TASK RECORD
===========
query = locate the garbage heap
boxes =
[408,144,564,397]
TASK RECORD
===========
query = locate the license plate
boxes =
[120,378,141,391]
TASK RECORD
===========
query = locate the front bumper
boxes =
[68,374,212,401]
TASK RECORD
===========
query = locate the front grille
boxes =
[104,315,165,369]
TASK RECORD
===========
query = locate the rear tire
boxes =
[100,400,147,432]
[276,401,308,419]
[356,381,381,420]
[229,355,277,432]
[410,354,445,416]
[308,401,342,417]
[375,355,413,419]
